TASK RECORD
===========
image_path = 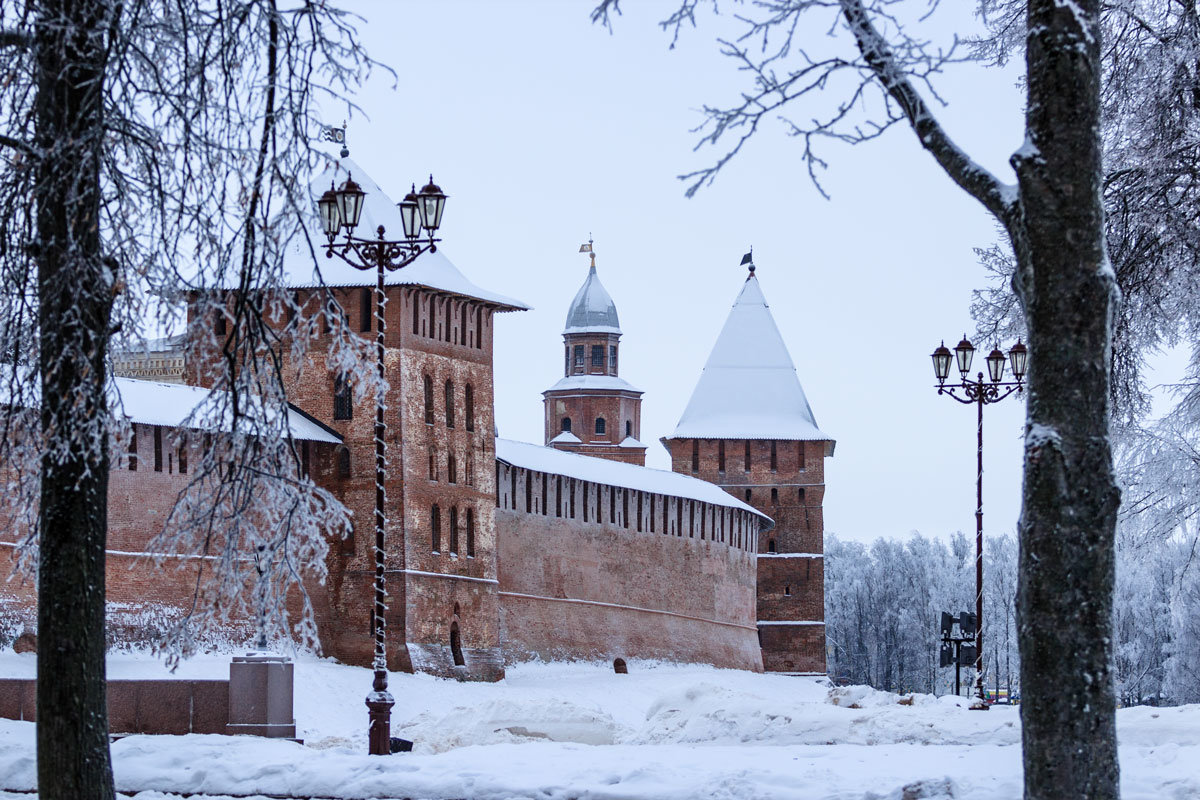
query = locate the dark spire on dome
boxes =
[564,238,621,334]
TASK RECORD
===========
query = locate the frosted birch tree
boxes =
[0,1,379,797]
[595,1,1119,796]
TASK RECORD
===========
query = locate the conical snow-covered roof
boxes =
[669,271,832,446]
[564,265,621,335]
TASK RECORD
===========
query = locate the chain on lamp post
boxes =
[930,335,1027,709]
[318,173,448,755]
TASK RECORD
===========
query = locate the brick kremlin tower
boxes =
[663,255,834,674]
[543,240,647,465]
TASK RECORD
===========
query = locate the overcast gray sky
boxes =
[331,0,1038,543]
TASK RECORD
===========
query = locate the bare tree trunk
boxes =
[1011,1,1120,798]
[33,0,117,797]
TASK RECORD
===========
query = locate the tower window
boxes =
[591,344,604,368]
[153,427,163,472]
[445,380,455,427]
[460,303,468,346]
[178,440,187,474]
[431,504,441,553]
[337,446,351,479]
[465,384,475,432]
[475,306,483,349]
[127,425,138,471]
[428,447,437,480]
[625,420,632,438]
[359,288,372,332]
[692,439,699,473]
[771,441,778,472]
[745,488,752,502]
[609,345,617,374]
[449,506,459,554]
[574,345,584,372]
[564,346,570,376]
[412,290,420,335]
[466,508,475,557]
[424,375,434,424]
[798,440,806,469]
[745,441,751,471]
[768,538,776,553]
[333,374,352,420]
[448,453,457,484]
[784,585,791,597]
[771,487,779,504]
[718,441,725,473]
[595,417,606,435]
[561,417,572,433]
[214,310,226,337]
[799,487,806,504]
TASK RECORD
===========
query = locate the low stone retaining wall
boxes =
[0,678,229,735]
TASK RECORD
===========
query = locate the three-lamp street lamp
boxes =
[318,172,448,755]
[930,335,1027,708]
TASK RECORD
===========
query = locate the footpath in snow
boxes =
[0,651,1197,799]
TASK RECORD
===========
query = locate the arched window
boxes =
[595,417,606,435]
[448,452,457,484]
[449,506,459,554]
[465,384,475,432]
[771,487,779,505]
[465,449,474,486]
[768,538,776,553]
[423,375,434,424]
[561,417,572,432]
[444,380,455,427]
[431,505,441,552]
[745,488,752,502]
[466,508,475,557]
[333,374,352,420]
[336,446,351,479]
[359,288,372,332]
[784,585,792,596]
[613,658,628,674]
[428,447,437,481]
[450,622,465,666]
[626,420,632,438]
[799,487,806,504]
[609,345,618,375]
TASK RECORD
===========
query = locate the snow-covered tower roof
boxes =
[563,245,620,335]
[668,263,833,452]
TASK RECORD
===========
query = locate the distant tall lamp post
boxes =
[930,336,1027,708]
[318,173,448,754]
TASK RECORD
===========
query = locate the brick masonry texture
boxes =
[666,437,830,674]
[1,279,798,681]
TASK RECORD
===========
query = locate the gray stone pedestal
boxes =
[226,651,296,739]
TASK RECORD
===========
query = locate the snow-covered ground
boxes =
[1,650,1198,799]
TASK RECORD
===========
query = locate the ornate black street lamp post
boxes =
[318,173,448,754]
[930,336,1027,708]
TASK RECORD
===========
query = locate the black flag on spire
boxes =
[740,251,753,266]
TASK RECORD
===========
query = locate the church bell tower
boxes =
[542,239,646,465]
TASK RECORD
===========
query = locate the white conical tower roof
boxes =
[670,269,832,444]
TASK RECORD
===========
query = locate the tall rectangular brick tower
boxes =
[663,260,834,674]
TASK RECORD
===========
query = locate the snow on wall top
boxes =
[543,375,643,394]
[113,377,340,443]
[278,157,528,311]
[496,438,770,522]
[563,265,621,335]
[669,273,833,447]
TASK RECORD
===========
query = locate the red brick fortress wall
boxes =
[666,437,831,674]
[494,461,763,671]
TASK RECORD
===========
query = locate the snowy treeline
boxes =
[826,526,1200,706]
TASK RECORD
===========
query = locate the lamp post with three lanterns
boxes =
[317,172,448,755]
[930,336,1027,708]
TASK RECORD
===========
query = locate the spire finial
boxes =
[579,235,596,269]
[340,119,349,158]
[740,247,755,278]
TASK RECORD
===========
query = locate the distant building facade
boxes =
[663,262,834,675]
[542,243,647,466]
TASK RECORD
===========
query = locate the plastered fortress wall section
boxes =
[665,437,830,674]
[493,460,764,671]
